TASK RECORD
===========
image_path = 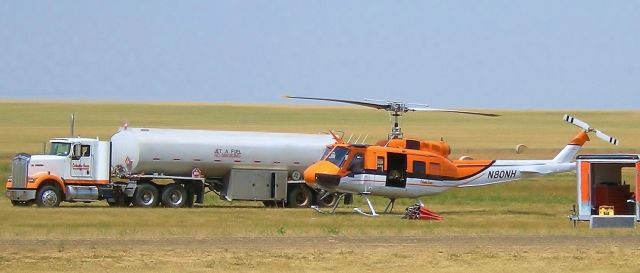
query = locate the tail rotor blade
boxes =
[563,114,591,131]
[595,130,619,145]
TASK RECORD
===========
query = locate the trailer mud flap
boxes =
[193,180,204,204]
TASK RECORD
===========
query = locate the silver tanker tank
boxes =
[110,127,334,178]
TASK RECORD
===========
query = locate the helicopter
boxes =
[285,96,619,216]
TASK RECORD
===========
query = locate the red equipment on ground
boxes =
[402,204,443,220]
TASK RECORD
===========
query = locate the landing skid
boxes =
[352,195,379,217]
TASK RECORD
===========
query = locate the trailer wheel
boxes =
[315,191,339,208]
[161,184,187,208]
[36,184,62,208]
[133,183,159,208]
[287,185,313,208]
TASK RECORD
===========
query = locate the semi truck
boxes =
[5,126,342,208]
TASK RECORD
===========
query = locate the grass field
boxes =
[1,102,640,272]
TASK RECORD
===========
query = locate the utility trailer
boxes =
[570,154,639,227]
[5,127,344,208]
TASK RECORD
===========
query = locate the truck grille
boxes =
[11,154,30,188]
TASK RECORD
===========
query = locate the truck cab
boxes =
[5,138,110,207]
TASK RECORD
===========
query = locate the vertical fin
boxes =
[553,131,589,162]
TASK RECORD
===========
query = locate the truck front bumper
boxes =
[5,189,36,201]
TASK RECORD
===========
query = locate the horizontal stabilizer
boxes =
[519,170,552,175]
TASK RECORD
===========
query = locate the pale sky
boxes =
[0,1,638,109]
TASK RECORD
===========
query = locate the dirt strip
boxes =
[1,235,639,250]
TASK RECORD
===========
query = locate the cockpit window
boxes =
[323,146,350,167]
[49,142,71,156]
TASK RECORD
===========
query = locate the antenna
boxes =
[346,134,354,143]
[354,134,362,144]
[361,134,369,144]
[285,96,499,139]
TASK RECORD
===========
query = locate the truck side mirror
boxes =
[72,145,81,160]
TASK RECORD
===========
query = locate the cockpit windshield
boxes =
[323,146,350,167]
[49,142,71,156]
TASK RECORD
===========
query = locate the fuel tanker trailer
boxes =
[5,127,340,208]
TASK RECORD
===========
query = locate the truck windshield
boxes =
[49,142,71,156]
[323,146,350,167]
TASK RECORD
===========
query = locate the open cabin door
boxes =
[386,153,407,188]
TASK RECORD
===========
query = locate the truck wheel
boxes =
[316,191,339,208]
[287,185,313,208]
[133,183,159,208]
[36,184,62,208]
[161,184,187,208]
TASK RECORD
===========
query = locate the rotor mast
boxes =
[388,102,408,139]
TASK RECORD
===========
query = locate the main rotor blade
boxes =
[284,96,389,110]
[595,130,619,145]
[409,107,500,117]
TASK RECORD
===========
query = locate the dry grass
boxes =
[3,234,640,272]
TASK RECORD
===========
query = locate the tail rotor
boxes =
[563,115,619,145]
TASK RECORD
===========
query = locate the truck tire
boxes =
[133,183,159,208]
[161,184,187,208]
[287,185,313,208]
[36,184,62,208]
[315,191,339,208]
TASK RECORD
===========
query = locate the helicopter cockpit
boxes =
[322,146,350,167]
[321,145,367,175]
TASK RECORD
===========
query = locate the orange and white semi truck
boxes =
[5,127,340,208]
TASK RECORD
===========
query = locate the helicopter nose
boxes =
[303,160,341,189]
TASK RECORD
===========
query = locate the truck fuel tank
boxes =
[110,128,335,178]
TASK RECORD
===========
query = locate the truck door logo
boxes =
[72,163,90,170]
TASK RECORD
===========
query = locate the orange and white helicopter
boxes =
[286,96,619,216]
